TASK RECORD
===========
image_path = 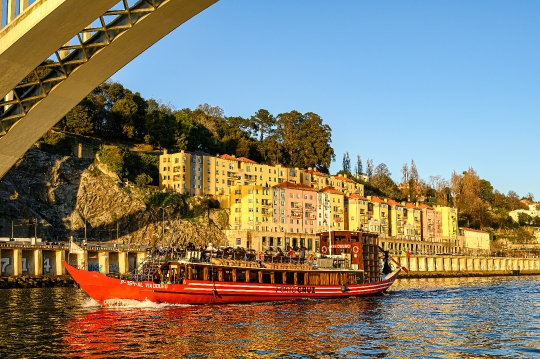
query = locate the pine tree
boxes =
[356,155,363,177]
[366,159,374,181]
[342,152,351,173]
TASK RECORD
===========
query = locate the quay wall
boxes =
[395,255,540,278]
[0,242,147,280]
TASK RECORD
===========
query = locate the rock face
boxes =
[0,148,228,247]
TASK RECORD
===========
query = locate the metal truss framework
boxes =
[0,0,166,136]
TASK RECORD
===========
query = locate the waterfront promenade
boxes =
[1,240,539,280]
[0,240,147,277]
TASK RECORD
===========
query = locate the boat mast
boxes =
[327,192,332,256]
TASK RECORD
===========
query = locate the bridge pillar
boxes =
[98,251,109,274]
[12,248,22,276]
[136,252,146,269]
[55,250,65,275]
[118,251,129,274]
[34,249,42,276]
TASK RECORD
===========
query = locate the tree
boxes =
[401,163,409,185]
[145,110,177,150]
[518,212,533,226]
[135,173,152,187]
[355,155,363,177]
[342,152,351,173]
[98,145,130,177]
[65,99,95,135]
[451,167,490,228]
[366,159,374,181]
[507,190,527,211]
[478,179,494,205]
[275,111,335,172]
[250,109,275,142]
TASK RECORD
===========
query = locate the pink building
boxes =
[418,203,443,242]
[272,182,318,241]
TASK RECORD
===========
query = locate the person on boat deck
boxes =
[287,247,295,256]
[275,247,283,256]
[206,242,217,260]
[299,247,306,260]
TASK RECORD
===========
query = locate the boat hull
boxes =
[63,261,400,306]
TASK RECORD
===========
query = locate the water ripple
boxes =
[0,276,539,358]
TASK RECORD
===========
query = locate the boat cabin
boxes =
[318,231,381,283]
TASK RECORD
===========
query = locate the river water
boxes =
[0,276,539,358]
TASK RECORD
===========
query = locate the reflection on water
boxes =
[0,276,539,358]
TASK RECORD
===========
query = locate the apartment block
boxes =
[272,182,318,236]
[417,203,443,242]
[345,194,369,231]
[366,196,389,237]
[434,205,459,252]
[317,187,346,232]
[228,185,272,231]
[404,203,422,241]
[386,199,406,239]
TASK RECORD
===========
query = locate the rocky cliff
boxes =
[0,148,228,247]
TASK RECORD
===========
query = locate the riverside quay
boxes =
[0,239,147,277]
[1,238,540,278]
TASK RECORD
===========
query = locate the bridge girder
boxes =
[0,0,120,99]
[0,0,218,179]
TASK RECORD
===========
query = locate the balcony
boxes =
[290,211,302,218]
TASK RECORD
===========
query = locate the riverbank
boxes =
[0,275,75,289]
[399,269,540,279]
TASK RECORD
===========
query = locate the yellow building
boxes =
[459,227,490,255]
[366,196,389,237]
[235,160,299,187]
[159,150,205,195]
[228,184,272,232]
[301,168,330,190]
[330,175,364,196]
[317,187,345,232]
[405,203,422,241]
[387,199,406,239]
[434,205,459,252]
[345,193,369,231]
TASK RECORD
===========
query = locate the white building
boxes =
[459,228,490,255]
[509,203,540,222]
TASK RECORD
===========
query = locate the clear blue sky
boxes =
[113,0,540,199]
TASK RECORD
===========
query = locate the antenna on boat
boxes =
[327,192,332,257]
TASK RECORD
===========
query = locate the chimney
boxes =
[164,149,168,155]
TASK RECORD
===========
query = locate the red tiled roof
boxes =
[219,154,257,163]
[369,196,386,203]
[348,193,368,200]
[405,203,420,209]
[386,199,404,207]
[321,186,344,195]
[417,203,433,210]
[302,168,328,177]
[272,181,317,191]
[333,175,355,183]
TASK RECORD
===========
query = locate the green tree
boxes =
[479,179,495,204]
[275,111,335,172]
[98,145,130,177]
[518,212,533,226]
[135,173,152,187]
[250,109,276,142]
[65,99,95,135]
[145,110,177,150]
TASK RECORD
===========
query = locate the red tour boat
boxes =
[63,231,403,306]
